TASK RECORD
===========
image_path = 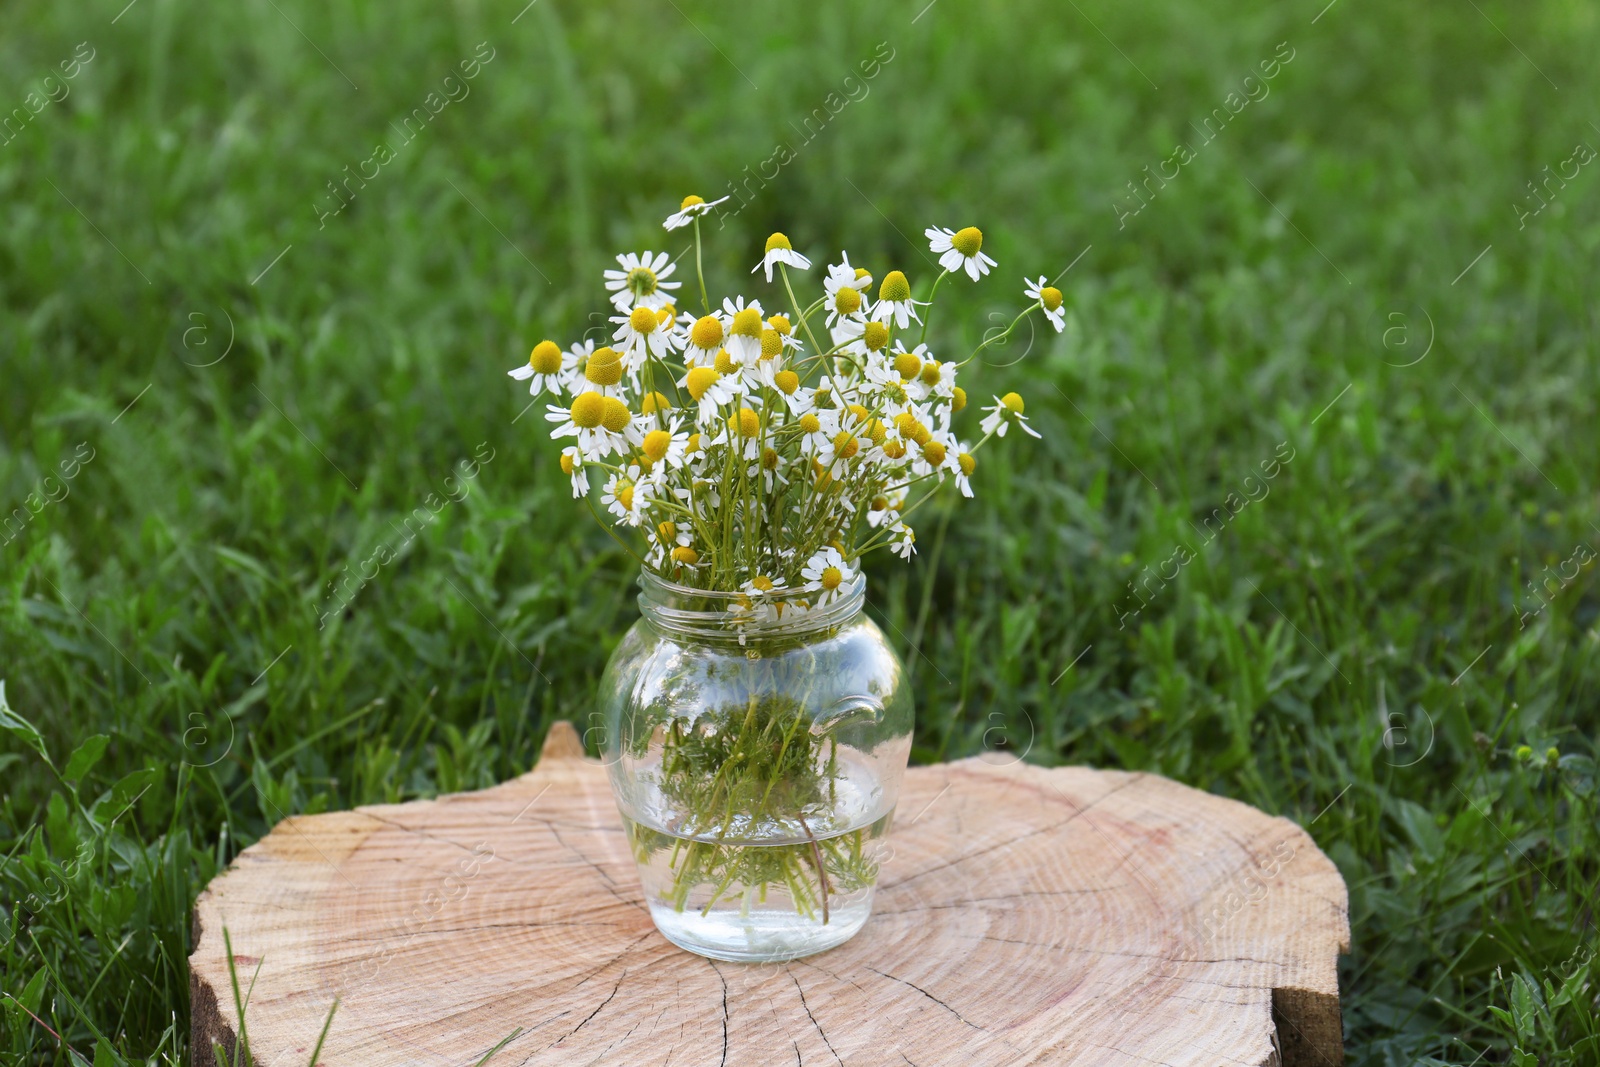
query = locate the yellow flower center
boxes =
[799,413,821,434]
[760,329,784,358]
[601,397,632,433]
[629,306,657,333]
[761,447,779,470]
[686,433,702,453]
[952,386,967,412]
[864,418,887,445]
[686,366,720,400]
[832,432,859,459]
[731,308,763,338]
[570,392,605,428]
[1040,286,1063,312]
[863,322,890,351]
[671,545,699,565]
[713,348,737,375]
[883,439,906,459]
[919,359,942,386]
[959,452,976,476]
[895,413,931,445]
[530,340,563,374]
[815,464,833,490]
[691,315,724,349]
[879,270,911,303]
[657,520,677,541]
[559,452,576,475]
[680,194,705,209]
[733,407,760,437]
[657,305,676,326]
[834,287,861,315]
[922,439,947,466]
[847,402,870,424]
[626,266,657,298]
[616,482,635,511]
[1002,392,1025,415]
[774,370,799,395]
[893,351,921,380]
[854,267,871,280]
[820,566,842,591]
[952,226,984,258]
[584,346,623,386]
[640,391,672,413]
[870,494,889,512]
[642,429,671,462]
[765,232,793,252]
[767,314,792,335]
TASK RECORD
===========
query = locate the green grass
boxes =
[2,0,1598,1062]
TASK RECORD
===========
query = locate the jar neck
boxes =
[637,569,866,646]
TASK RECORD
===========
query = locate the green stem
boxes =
[781,264,825,356]
[693,217,710,315]
[918,269,950,346]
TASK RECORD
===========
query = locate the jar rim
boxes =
[636,567,866,641]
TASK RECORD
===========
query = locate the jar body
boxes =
[598,574,912,962]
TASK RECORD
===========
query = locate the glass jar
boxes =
[598,569,913,962]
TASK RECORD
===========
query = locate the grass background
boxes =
[2,0,1598,1062]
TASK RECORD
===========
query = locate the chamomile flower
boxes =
[979,392,1042,439]
[910,427,955,479]
[768,366,813,416]
[753,327,788,380]
[575,346,630,399]
[866,492,901,528]
[509,340,573,396]
[834,317,892,360]
[888,521,917,559]
[907,352,955,402]
[604,251,681,312]
[766,314,804,353]
[683,312,728,366]
[954,447,976,498]
[663,193,730,231]
[639,419,690,476]
[602,465,651,525]
[547,390,641,459]
[1024,277,1066,333]
[794,410,828,455]
[612,305,679,364]
[824,283,866,329]
[926,226,997,281]
[558,446,588,498]
[738,574,788,603]
[874,271,920,329]
[680,366,737,426]
[668,541,704,571]
[749,447,790,493]
[722,297,767,364]
[565,338,597,386]
[753,232,811,283]
[651,518,692,555]
[711,404,765,461]
[800,546,855,605]
[824,254,871,297]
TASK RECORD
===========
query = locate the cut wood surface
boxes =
[190,723,1349,1066]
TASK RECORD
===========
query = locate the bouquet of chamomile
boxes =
[509,194,1059,605]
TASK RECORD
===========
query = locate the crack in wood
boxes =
[789,971,844,1066]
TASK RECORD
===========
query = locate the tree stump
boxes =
[190,724,1349,1066]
